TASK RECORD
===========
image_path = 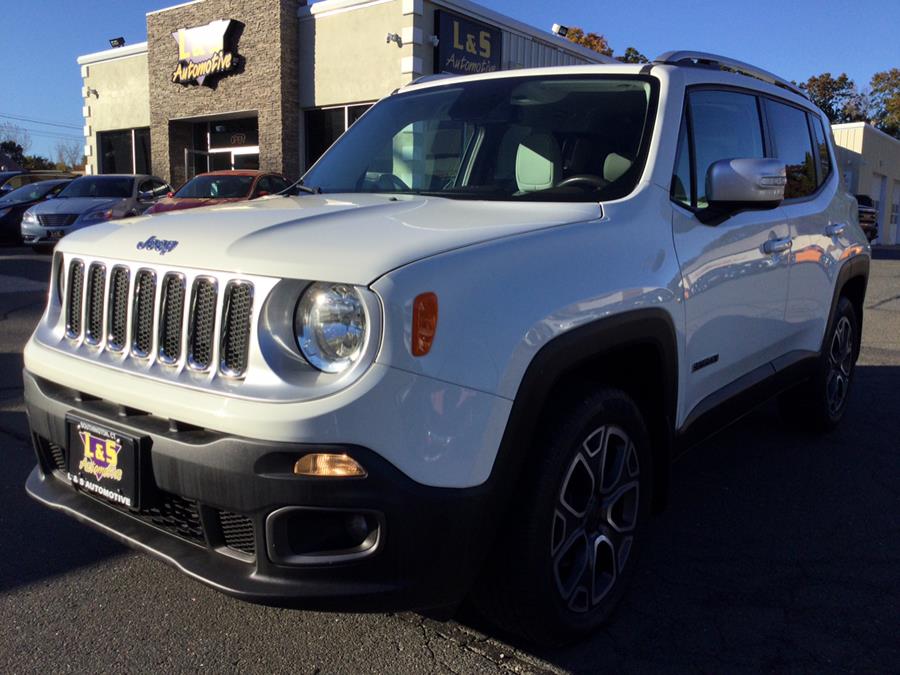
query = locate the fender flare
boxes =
[486,307,679,508]
[823,254,870,354]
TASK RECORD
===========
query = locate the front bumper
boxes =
[24,370,502,611]
[20,221,76,245]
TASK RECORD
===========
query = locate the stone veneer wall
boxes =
[146,0,300,185]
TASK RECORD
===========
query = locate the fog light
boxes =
[293,453,366,477]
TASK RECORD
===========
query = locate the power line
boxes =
[0,112,82,130]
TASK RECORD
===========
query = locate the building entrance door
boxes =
[184,148,260,180]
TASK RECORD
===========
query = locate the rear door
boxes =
[671,89,793,420]
[770,102,852,354]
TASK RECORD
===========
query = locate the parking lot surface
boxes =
[1,246,898,673]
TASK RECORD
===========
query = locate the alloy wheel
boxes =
[551,425,640,613]
[826,315,854,416]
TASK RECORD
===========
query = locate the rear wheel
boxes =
[779,296,858,432]
[474,388,652,646]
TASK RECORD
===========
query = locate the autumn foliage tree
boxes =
[564,27,613,57]
[798,73,868,124]
[869,68,900,139]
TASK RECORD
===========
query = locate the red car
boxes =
[145,170,293,215]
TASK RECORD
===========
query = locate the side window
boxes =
[764,99,817,199]
[138,180,153,197]
[255,176,274,195]
[270,176,291,193]
[152,180,170,197]
[689,91,764,209]
[809,115,832,187]
[670,115,692,208]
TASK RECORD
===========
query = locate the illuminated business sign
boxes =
[171,19,243,86]
[434,10,502,75]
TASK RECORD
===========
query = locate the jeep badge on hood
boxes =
[136,235,179,255]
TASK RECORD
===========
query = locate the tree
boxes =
[23,155,57,170]
[869,68,900,139]
[565,27,613,57]
[798,73,868,124]
[0,140,26,167]
[616,47,649,64]
[54,139,84,170]
[0,122,32,154]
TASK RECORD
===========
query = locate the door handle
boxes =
[763,237,793,255]
[825,223,847,237]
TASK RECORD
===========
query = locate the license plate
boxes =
[67,417,139,509]
[49,230,65,239]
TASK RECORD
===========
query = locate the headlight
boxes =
[22,209,37,224]
[295,282,368,373]
[80,209,113,224]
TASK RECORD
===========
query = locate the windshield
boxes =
[58,176,133,199]
[175,175,254,199]
[303,75,657,202]
[0,180,65,204]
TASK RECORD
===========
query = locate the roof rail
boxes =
[653,51,806,98]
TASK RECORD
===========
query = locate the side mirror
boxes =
[698,158,786,225]
[255,190,270,198]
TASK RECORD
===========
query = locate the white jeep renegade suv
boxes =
[24,52,869,644]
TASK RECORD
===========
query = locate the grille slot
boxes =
[65,260,84,339]
[219,511,256,557]
[141,493,205,545]
[84,263,106,345]
[38,213,78,227]
[107,266,130,351]
[220,282,253,377]
[132,270,156,358]
[158,273,186,364]
[188,277,217,371]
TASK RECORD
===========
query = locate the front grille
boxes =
[220,282,253,376]
[38,213,77,227]
[62,259,255,380]
[219,511,256,556]
[132,270,156,357]
[141,493,205,545]
[159,274,186,363]
[107,266,130,351]
[188,278,217,370]
[65,260,84,338]
[84,263,106,345]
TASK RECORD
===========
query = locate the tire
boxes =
[473,388,653,646]
[779,296,858,432]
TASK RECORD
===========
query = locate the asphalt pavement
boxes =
[1,245,898,673]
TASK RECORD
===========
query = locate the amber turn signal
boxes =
[412,292,438,356]
[293,453,367,477]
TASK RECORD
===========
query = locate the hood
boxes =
[147,197,241,214]
[58,193,602,285]
[30,196,124,216]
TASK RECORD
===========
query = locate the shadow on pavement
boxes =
[457,365,900,671]
[0,409,126,594]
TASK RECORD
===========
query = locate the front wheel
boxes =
[473,388,652,646]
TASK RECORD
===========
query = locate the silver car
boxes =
[21,174,170,249]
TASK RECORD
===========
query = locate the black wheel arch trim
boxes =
[823,254,869,356]
[487,307,679,512]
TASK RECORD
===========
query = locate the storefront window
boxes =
[305,104,373,167]
[98,127,151,174]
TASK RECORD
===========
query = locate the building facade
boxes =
[833,122,900,245]
[78,0,612,186]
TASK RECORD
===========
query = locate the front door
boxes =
[671,89,793,422]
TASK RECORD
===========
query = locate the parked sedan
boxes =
[0,170,74,196]
[144,170,292,215]
[21,174,170,249]
[0,179,72,244]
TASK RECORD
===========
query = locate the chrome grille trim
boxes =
[187,276,218,372]
[219,281,254,378]
[106,266,130,352]
[131,269,157,359]
[84,263,107,346]
[65,259,85,339]
[158,273,187,365]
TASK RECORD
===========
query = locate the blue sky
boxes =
[1,0,896,159]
